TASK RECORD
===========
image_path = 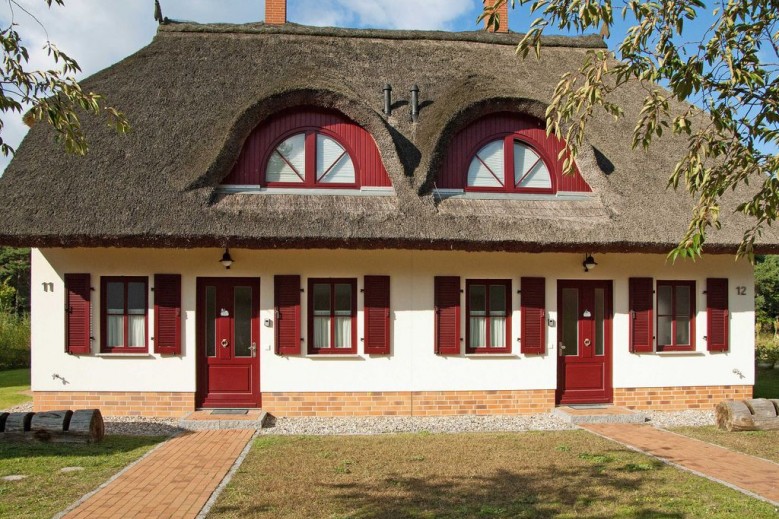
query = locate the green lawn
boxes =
[754,367,779,398]
[211,431,777,518]
[672,426,779,464]
[0,435,164,519]
[0,368,31,410]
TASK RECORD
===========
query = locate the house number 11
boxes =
[736,286,747,295]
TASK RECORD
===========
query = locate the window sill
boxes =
[96,352,154,358]
[651,351,705,357]
[305,354,364,359]
[465,353,518,358]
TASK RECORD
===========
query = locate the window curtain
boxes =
[128,315,145,347]
[335,316,352,349]
[108,316,123,348]
[314,316,331,349]
[490,317,506,347]
[470,316,486,348]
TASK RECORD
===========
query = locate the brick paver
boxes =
[64,429,255,519]
[583,423,779,505]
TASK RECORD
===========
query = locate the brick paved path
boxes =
[583,423,779,505]
[64,429,255,519]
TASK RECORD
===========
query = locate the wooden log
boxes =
[0,412,8,432]
[2,431,91,444]
[745,398,778,419]
[716,400,779,431]
[29,410,74,442]
[716,401,753,431]
[68,409,104,443]
[4,412,34,433]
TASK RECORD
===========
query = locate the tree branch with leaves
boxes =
[1,0,128,157]
[481,0,779,259]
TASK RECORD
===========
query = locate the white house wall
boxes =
[31,248,754,397]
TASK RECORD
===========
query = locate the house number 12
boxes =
[736,286,747,296]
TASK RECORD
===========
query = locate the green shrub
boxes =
[0,310,30,369]
[755,334,779,364]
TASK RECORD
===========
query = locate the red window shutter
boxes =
[64,273,91,355]
[629,277,654,353]
[520,277,546,354]
[434,276,461,355]
[707,278,729,352]
[275,275,301,355]
[154,274,181,355]
[364,276,390,354]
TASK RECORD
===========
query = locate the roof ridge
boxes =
[157,21,607,49]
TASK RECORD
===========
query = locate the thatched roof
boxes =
[0,21,775,254]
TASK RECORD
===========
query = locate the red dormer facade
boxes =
[222,108,392,189]
[439,113,591,193]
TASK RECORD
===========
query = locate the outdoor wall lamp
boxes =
[582,254,598,272]
[220,248,234,270]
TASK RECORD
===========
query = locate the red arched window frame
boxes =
[262,127,360,189]
[221,108,392,189]
[465,132,557,195]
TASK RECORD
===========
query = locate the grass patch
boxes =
[211,431,777,518]
[0,435,164,518]
[672,426,779,464]
[0,368,30,410]
[755,367,779,399]
[0,311,30,370]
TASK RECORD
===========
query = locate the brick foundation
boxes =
[261,390,556,417]
[33,391,196,418]
[614,385,753,411]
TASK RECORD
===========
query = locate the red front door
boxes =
[556,280,613,405]
[196,278,261,408]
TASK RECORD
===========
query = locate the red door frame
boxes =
[556,280,613,405]
[196,277,261,408]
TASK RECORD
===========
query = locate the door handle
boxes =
[249,342,257,358]
[558,342,566,357]
[221,339,229,348]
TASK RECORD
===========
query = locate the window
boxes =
[467,137,553,193]
[466,280,511,353]
[308,278,357,354]
[101,277,148,353]
[656,280,695,351]
[266,131,357,187]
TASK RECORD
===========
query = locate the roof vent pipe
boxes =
[383,84,393,116]
[410,84,419,123]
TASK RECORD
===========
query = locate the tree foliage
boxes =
[1,0,128,157]
[755,255,779,329]
[0,247,29,312]
[481,0,778,259]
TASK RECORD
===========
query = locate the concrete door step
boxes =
[553,405,648,424]
[178,409,269,430]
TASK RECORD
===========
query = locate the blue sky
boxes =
[0,1,773,171]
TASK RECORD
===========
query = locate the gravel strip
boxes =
[104,416,181,437]
[2,402,33,413]
[645,410,715,429]
[261,414,575,435]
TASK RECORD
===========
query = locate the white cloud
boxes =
[291,0,474,30]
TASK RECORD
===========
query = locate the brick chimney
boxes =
[484,0,509,33]
[266,0,287,25]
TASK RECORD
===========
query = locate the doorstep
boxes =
[178,409,269,430]
[553,405,648,424]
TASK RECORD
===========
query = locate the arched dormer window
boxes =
[221,108,392,191]
[438,112,591,195]
[267,131,357,187]
[468,138,553,193]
